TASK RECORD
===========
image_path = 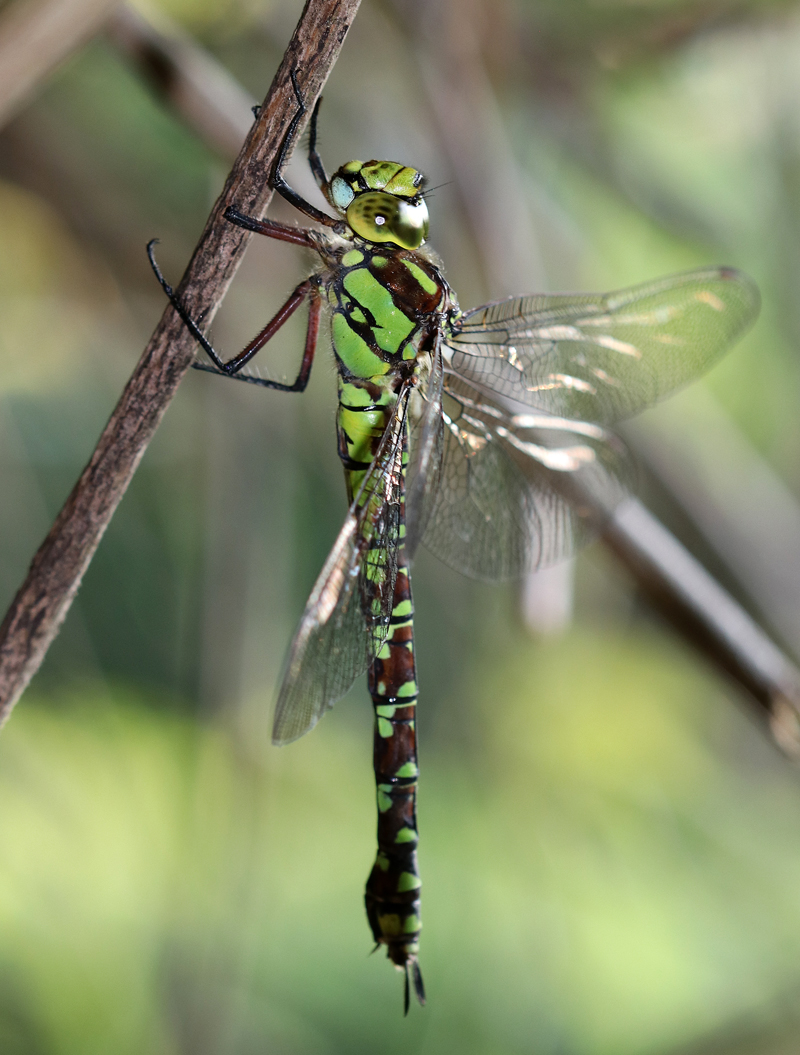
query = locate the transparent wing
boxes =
[447,267,759,423]
[420,374,635,580]
[406,331,445,561]
[272,388,411,745]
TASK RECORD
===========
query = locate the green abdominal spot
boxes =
[339,380,393,408]
[338,404,385,443]
[395,761,418,779]
[377,913,403,937]
[377,717,393,738]
[376,641,391,661]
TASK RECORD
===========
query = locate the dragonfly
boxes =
[149,72,759,1012]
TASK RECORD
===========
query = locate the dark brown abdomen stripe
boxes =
[364,549,422,971]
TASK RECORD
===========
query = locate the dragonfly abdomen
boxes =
[365,554,424,990]
[336,380,399,501]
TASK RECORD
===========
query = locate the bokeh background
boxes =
[3,0,800,1051]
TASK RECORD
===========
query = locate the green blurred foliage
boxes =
[3,637,800,1054]
[3,0,800,1051]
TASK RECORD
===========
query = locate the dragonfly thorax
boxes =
[324,160,429,251]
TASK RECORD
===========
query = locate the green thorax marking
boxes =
[327,245,444,383]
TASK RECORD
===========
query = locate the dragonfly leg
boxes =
[147,239,321,391]
[223,280,321,389]
[307,94,328,191]
[223,74,341,241]
[270,70,340,229]
[222,208,320,248]
[148,239,229,370]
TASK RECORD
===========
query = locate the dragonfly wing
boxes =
[420,376,635,579]
[272,388,411,745]
[406,333,445,561]
[447,267,759,422]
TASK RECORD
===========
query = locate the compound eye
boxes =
[329,176,355,211]
[346,191,429,250]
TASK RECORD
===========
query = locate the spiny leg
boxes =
[147,240,321,391]
[149,69,336,383]
[307,95,328,191]
[224,280,321,383]
[221,209,320,247]
[269,70,340,228]
[224,73,340,237]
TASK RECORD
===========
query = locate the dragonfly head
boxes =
[324,160,429,250]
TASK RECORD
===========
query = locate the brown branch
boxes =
[0,0,363,728]
[0,0,120,130]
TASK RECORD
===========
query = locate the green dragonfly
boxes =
[149,73,759,1012]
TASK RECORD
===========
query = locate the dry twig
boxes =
[0,0,363,727]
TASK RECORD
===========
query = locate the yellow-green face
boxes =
[326,160,429,251]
